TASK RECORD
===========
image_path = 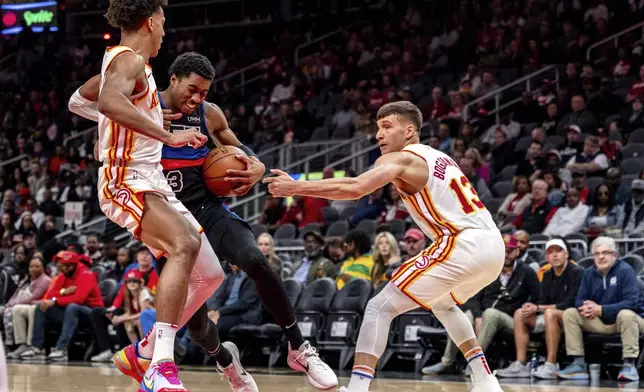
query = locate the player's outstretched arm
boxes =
[263,152,407,200]
[68,74,101,122]
[97,53,172,144]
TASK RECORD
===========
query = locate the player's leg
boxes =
[207,212,337,389]
[533,309,563,379]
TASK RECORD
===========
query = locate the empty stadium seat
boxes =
[318,279,373,368]
[295,278,337,344]
[623,143,644,158]
[99,279,119,306]
[339,207,357,220]
[91,265,106,281]
[388,219,406,240]
[578,256,595,269]
[379,309,438,372]
[622,254,644,275]
[629,129,644,144]
[274,223,297,240]
[498,165,517,181]
[355,219,377,237]
[620,157,643,175]
[322,206,339,224]
[251,223,268,238]
[326,221,350,238]
[515,136,533,152]
[492,181,513,197]
[485,197,504,215]
[586,177,605,192]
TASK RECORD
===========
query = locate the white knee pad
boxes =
[431,301,476,347]
[179,233,224,327]
[355,284,418,357]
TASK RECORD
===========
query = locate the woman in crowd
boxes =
[583,183,621,239]
[5,256,50,358]
[370,232,401,287]
[496,175,532,228]
[542,170,566,206]
[105,247,133,282]
[257,233,284,278]
[465,148,491,184]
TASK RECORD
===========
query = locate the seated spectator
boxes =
[207,264,261,334]
[496,176,532,228]
[571,172,590,204]
[101,241,118,267]
[459,157,492,202]
[559,125,584,163]
[112,246,159,308]
[292,231,335,285]
[350,188,387,227]
[324,236,346,268]
[337,230,374,289]
[280,195,327,229]
[464,148,491,184]
[401,228,427,260]
[557,95,598,135]
[566,135,609,178]
[422,235,539,375]
[617,179,644,236]
[627,64,644,102]
[559,237,644,381]
[516,141,545,179]
[371,232,401,286]
[513,230,540,272]
[260,194,285,233]
[620,97,644,133]
[583,184,621,239]
[541,103,560,135]
[543,188,589,237]
[5,256,50,358]
[535,150,572,187]
[513,179,558,234]
[497,238,583,378]
[90,269,154,362]
[381,185,408,222]
[19,251,103,361]
[605,167,630,206]
[84,232,103,265]
[598,129,623,169]
[256,233,283,277]
[541,170,566,206]
[105,247,133,282]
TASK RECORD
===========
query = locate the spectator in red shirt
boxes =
[19,251,103,361]
[111,246,159,309]
[627,65,644,102]
[280,195,328,228]
[571,172,591,204]
[422,87,449,120]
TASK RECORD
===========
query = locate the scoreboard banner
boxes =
[1,1,58,35]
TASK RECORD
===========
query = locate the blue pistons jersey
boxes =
[159,94,221,210]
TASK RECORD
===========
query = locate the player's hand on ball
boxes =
[162,109,182,131]
[262,169,297,197]
[225,155,266,196]
[169,128,207,148]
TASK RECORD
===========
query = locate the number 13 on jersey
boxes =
[449,176,486,214]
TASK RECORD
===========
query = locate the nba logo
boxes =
[414,255,431,270]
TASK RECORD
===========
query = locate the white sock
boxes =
[151,322,178,364]
[347,365,374,392]
[464,347,493,380]
[137,325,156,359]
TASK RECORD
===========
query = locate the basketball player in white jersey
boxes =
[89,1,251,391]
[264,101,505,392]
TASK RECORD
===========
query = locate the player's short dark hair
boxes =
[376,101,423,134]
[105,0,168,31]
[169,52,216,81]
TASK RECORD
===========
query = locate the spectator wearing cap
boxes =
[497,238,583,379]
[589,78,623,123]
[543,188,589,237]
[513,179,558,234]
[89,269,154,362]
[617,179,644,236]
[605,167,630,206]
[337,230,374,290]
[559,237,644,381]
[556,95,598,135]
[559,125,584,163]
[583,183,621,239]
[206,262,261,335]
[566,135,609,177]
[401,228,427,260]
[423,235,540,375]
[20,251,103,361]
[292,231,335,285]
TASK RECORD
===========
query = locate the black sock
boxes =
[284,321,305,349]
[210,343,233,368]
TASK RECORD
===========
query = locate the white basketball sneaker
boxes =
[471,374,503,392]
[217,342,258,392]
[288,341,338,390]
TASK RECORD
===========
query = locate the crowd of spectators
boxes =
[3,0,644,380]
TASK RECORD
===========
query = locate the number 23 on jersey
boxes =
[449,176,486,214]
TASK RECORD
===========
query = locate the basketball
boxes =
[202,146,247,197]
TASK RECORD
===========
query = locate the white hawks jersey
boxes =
[97,45,164,167]
[397,143,497,241]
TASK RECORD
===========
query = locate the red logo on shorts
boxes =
[115,189,132,206]
[414,255,432,270]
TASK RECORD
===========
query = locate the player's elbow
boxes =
[345,179,366,200]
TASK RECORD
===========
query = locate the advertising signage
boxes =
[1,1,59,35]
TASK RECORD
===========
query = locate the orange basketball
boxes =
[202,146,247,197]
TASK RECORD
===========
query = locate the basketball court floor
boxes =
[6,362,644,392]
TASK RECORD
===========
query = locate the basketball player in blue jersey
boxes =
[69,52,338,391]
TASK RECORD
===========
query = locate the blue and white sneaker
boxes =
[138,360,187,392]
[557,363,589,380]
[618,364,640,381]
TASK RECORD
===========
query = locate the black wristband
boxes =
[239,144,256,157]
